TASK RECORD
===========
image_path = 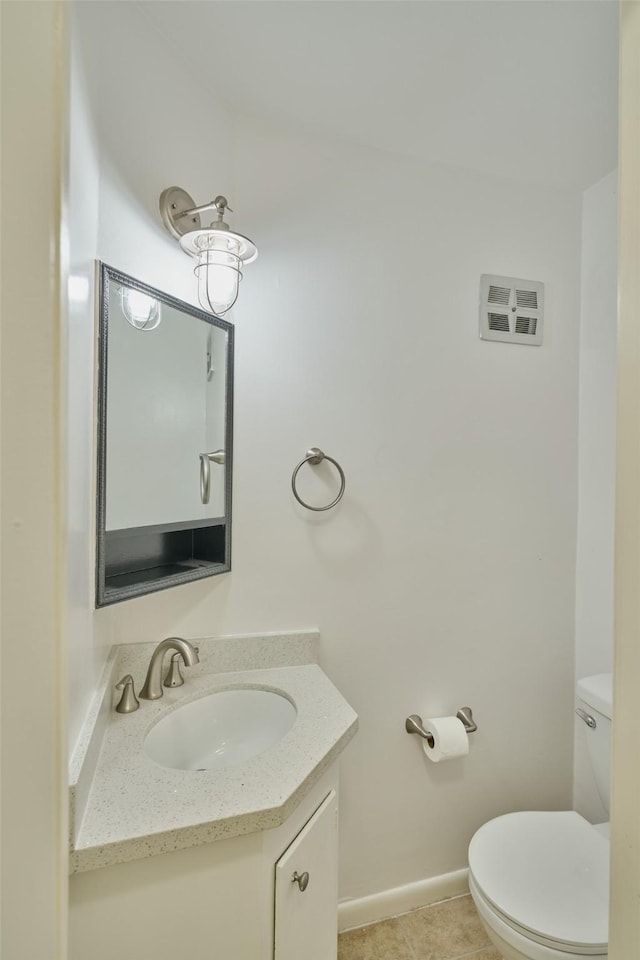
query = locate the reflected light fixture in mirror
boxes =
[120,287,161,330]
[159,187,258,316]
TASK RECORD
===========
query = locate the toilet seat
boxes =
[468,811,609,956]
[469,874,607,960]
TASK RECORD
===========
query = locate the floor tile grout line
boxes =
[395,915,420,960]
[337,892,494,960]
[450,948,495,960]
[398,943,493,960]
[448,935,493,958]
[397,908,492,960]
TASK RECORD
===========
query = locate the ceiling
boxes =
[139,0,619,191]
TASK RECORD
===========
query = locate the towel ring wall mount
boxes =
[291,447,346,512]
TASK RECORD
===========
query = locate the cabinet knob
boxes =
[292,870,310,892]
[576,707,597,729]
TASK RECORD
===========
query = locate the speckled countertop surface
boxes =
[70,634,358,874]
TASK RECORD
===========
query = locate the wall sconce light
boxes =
[159,187,258,316]
[120,286,161,331]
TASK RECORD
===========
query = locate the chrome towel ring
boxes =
[291,447,346,512]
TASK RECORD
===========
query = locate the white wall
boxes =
[71,2,583,902]
[573,171,617,821]
[67,11,107,756]
[228,119,582,897]
[67,0,233,751]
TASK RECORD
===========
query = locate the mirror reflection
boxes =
[96,264,234,607]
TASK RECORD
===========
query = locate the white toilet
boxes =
[468,673,612,960]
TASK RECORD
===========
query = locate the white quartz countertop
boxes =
[70,656,358,873]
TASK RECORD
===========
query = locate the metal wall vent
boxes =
[480,275,544,346]
[488,312,510,332]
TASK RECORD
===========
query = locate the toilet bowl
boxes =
[469,811,609,959]
[468,674,612,960]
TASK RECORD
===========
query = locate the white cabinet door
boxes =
[274,790,338,960]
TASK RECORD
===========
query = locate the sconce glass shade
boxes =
[180,228,258,316]
[120,287,161,330]
[195,246,241,316]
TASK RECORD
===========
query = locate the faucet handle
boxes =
[115,675,139,714]
[164,653,184,688]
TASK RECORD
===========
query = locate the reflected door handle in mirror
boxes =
[199,450,226,504]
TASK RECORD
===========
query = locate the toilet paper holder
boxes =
[405,708,477,749]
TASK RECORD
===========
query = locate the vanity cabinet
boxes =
[69,768,340,960]
[275,790,338,960]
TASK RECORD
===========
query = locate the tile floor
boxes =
[338,894,502,960]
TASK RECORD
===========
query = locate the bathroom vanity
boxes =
[68,632,357,960]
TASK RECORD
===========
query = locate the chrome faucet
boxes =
[139,637,200,700]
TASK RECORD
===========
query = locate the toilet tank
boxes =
[576,673,612,815]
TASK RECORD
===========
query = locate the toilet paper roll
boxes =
[422,716,469,762]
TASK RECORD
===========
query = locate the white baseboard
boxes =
[338,868,470,933]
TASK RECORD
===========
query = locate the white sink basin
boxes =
[143,688,297,772]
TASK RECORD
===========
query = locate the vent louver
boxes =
[488,312,510,332]
[480,275,544,346]
[488,285,511,305]
[516,289,538,310]
[515,316,537,335]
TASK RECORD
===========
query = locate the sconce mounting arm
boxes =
[160,188,234,239]
[159,186,202,238]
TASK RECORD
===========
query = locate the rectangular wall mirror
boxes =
[96,263,234,606]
